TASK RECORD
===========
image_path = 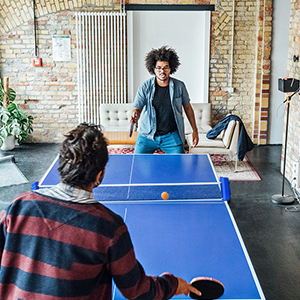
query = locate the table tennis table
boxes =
[39,154,265,300]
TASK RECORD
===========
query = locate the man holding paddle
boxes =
[0,123,202,299]
[131,45,199,154]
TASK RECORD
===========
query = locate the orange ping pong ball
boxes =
[161,192,169,200]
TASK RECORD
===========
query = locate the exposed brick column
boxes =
[283,0,300,183]
[252,0,272,145]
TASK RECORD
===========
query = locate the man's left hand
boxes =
[191,131,199,147]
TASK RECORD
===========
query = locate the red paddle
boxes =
[189,277,224,300]
[129,120,134,137]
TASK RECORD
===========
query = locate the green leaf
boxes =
[0,109,10,124]
[0,80,16,105]
[0,127,9,139]
[8,88,16,102]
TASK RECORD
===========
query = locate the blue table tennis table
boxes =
[39,154,265,300]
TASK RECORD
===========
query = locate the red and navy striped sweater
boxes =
[0,192,178,299]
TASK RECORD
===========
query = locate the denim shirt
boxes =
[133,76,190,143]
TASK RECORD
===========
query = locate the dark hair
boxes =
[145,45,180,75]
[58,123,108,189]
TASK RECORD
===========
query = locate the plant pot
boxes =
[1,135,15,151]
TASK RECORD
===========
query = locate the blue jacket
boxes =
[206,115,254,160]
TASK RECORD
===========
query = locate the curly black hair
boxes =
[145,45,180,75]
[58,123,108,189]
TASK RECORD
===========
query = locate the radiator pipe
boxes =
[33,0,37,57]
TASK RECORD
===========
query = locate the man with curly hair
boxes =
[0,123,201,299]
[131,46,199,154]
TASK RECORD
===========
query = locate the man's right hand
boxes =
[175,277,202,297]
[131,108,141,123]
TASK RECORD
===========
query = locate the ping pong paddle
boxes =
[189,277,224,300]
[129,120,134,137]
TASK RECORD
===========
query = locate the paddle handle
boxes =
[129,120,134,137]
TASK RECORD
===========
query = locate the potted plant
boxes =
[0,79,34,150]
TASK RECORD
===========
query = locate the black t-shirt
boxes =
[152,83,178,136]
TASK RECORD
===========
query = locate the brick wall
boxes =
[0,0,272,144]
[1,12,79,142]
[0,1,116,142]
[284,0,300,185]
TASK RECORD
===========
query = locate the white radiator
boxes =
[76,11,127,124]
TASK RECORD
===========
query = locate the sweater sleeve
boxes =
[133,81,148,111]
[108,222,178,300]
[0,208,8,258]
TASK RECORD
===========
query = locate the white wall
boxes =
[127,10,210,104]
[268,0,291,144]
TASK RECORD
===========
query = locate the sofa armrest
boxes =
[222,120,236,148]
[228,121,240,152]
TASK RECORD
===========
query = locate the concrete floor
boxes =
[0,143,300,300]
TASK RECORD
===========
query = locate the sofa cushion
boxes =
[100,103,133,131]
[184,103,212,134]
[188,134,224,148]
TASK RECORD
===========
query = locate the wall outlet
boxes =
[292,161,300,189]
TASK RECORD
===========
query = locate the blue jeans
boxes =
[134,131,185,154]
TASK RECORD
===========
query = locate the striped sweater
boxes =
[0,192,178,299]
